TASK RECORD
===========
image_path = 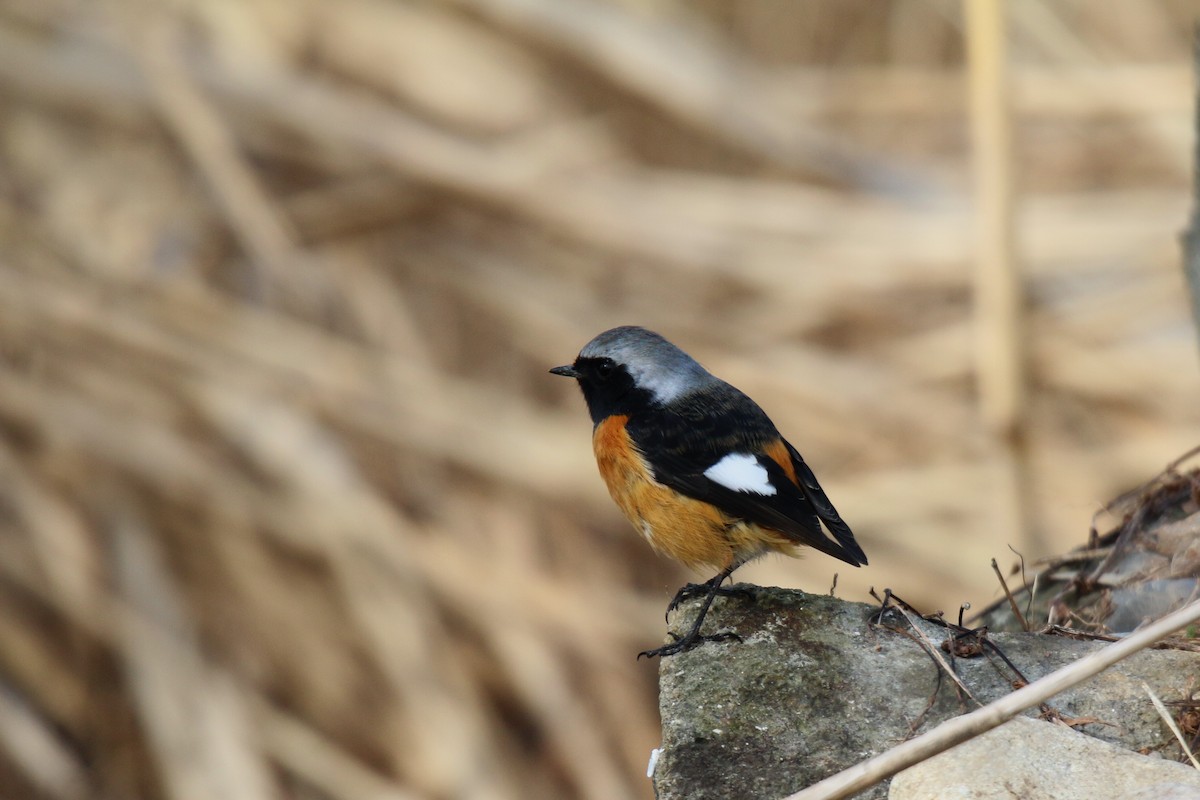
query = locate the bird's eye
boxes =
[595,358,616,378]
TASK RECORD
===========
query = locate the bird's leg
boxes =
[640,565,746,659]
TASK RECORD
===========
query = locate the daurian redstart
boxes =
[552,326,867,658]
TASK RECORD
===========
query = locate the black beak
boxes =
[550,365,581,378]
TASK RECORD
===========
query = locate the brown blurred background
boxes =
[2,1,1200,798]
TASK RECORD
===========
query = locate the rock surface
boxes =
[889,716,1200,800]
[652,587,1200,800]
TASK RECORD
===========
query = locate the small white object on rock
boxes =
[889,716,1200,800]
[646,747,662,779]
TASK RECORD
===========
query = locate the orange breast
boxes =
[591,415,797,571]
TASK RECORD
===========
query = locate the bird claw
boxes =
[637,630,742,660]
[665,583,756,620]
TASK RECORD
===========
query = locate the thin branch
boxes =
[991,557,1029,631]
[1144,682,1200,770]
[889,602,979,706]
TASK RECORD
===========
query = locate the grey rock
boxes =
[652,587,1200,800]
[888,716,1200,800]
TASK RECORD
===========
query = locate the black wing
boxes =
[784,441,867,566]
[626,384,865,567]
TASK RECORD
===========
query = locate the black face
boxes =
[553,356,652,426]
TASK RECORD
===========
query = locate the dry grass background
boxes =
[2,1,1200,799]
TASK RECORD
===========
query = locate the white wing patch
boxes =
[703,453,777,496]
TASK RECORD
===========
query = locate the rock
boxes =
[888,716,1200,800]
[652,587,1200,800]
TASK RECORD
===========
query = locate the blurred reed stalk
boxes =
[1185,25,1200,353]
[966,0,1037,557]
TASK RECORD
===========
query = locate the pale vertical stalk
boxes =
[966,0,1034,556]
[1183,27,1200,352]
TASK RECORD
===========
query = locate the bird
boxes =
[551,326,867,658]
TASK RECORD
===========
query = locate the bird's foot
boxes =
[666,583,756,620]
[637,630,742,660]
